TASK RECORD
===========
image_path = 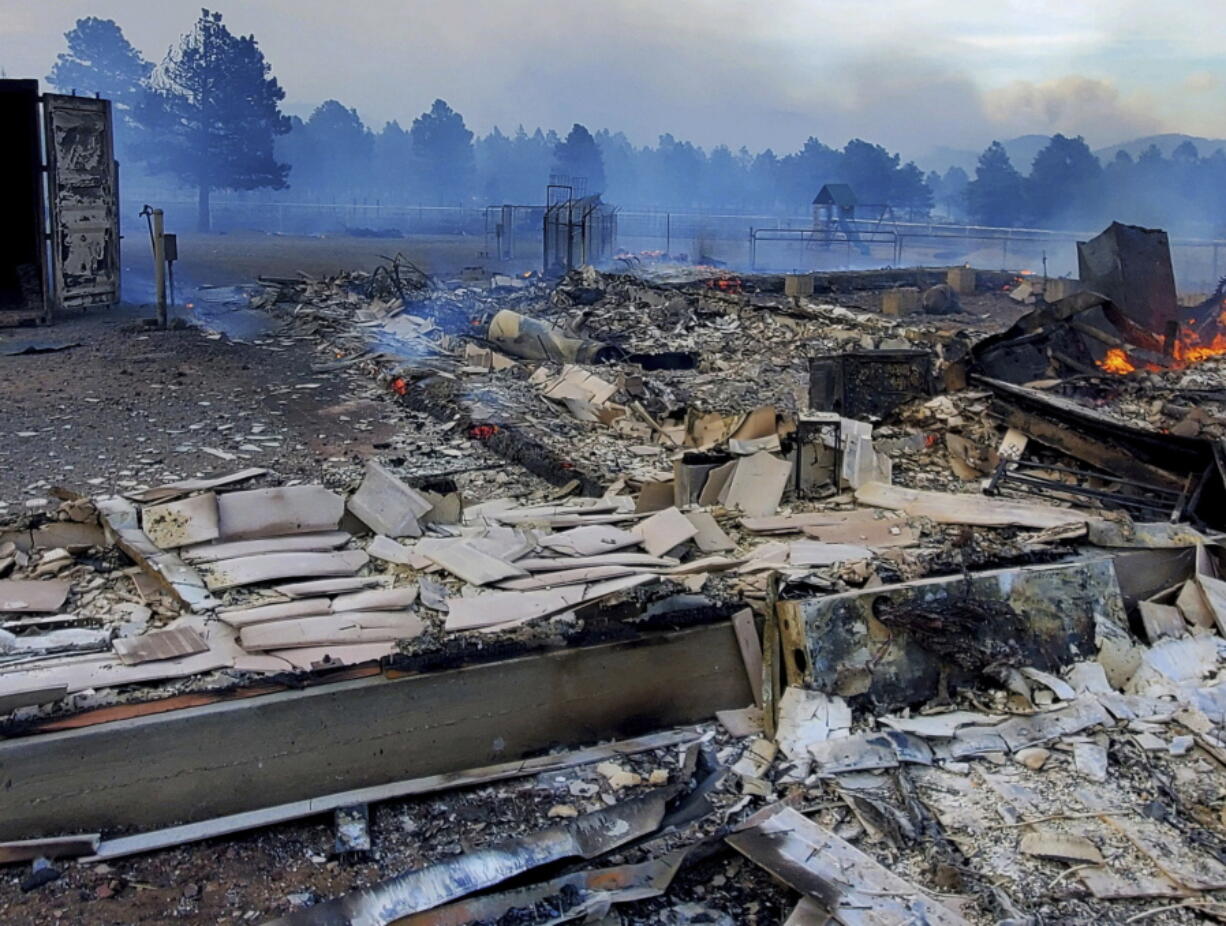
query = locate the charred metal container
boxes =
[808,349,934,420]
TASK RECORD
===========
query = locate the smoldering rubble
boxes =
[7,229,1226,924]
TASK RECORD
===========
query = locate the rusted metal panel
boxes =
[1077,222,1177,338]
[43,93,119,311]
[778,559,1116,711]
[809,349,934,420]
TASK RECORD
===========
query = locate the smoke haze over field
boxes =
[3,0,1225,159]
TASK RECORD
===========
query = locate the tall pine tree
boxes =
[47,17,152,158]
[553,124,605,196]
[409,100,475,206]
[139,10,289,231]
[966,141,1025,227]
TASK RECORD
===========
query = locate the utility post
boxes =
[152,208,167,329]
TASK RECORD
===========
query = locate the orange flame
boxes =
[1099,348,1136,375]
[1173,310,1226,365]
[1096,298,1226,374]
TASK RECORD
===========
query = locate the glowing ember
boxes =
[1099,348,1137,375]
[390,377,407,396]
[705,277,742,293]
[467,424,499,440]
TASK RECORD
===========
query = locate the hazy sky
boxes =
[3,0,1224,158]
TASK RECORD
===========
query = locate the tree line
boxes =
[46,12,1226,237]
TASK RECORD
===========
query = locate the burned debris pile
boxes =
[9,229,1226,923]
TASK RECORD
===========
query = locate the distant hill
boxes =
[916,135,1051,175]
[917,132,1226,177]
[1094,133,1226,161]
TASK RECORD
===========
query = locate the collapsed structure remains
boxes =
[2,89,1226,921]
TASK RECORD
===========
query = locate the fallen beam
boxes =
[0,622,750,840]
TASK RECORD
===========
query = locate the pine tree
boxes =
[295,100,373,200]
[139,10,290,231]
[966,141,1025,226]
[1026,134,1101,226]
[47,17,152,157]
[409,99,475,206]
[553,124,606,196]
[48,17,152,110]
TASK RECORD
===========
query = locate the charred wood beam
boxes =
[994,405,1188,492]
[0,622,752,840]
[975,375,1211,485]
[396,374,606,496]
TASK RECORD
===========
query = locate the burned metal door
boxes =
[43,94,119,310]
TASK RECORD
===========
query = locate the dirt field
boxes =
[0,301,402,510]
[125,231,521,295]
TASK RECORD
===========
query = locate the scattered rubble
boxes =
[7,230,1226,923]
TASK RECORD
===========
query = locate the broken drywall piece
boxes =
[347,460,432,538]
[855,482,1087,529]
[217,486,344,540]
[0,580,70,613]
[239,611,425,650]
[198,550,370,590]
[538,524,640,557]
[1074,741,1109,782]
[683,510,734,553]
[418,538,527,586]
[112,626,210,665]
[498,565,640,591]
[775,687,851,760]
[1019,831,1105,865]
[366,535,424,567]
[802,518,918,549]
[717,706,764,738]
[1126,635,1219,693]
[516,553,677,571]
[1176,579,1215,630]
[881,710,1004,738]
[180,531,351,564]
[719,452,792,518]
[1020,667,1076,701]
[808,733,901,775]
[465,526,536,563]
[727,807,969,925]
[217,598,332,628]
[730,609,763,709]
[787,541,872,567]
[124,468,267,504]
[541,364,618,406]
[331,586,418,612]
[273,577,384,598]
[268,642,398,670]
[841,433,892,489]
[1138,601,1187,643]
[142,493,219,549]
[1065,661,1113,695]
[631,507,698,557]
[444,574,655,631]
[988,697,1112,751]
[696,460,737,507]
